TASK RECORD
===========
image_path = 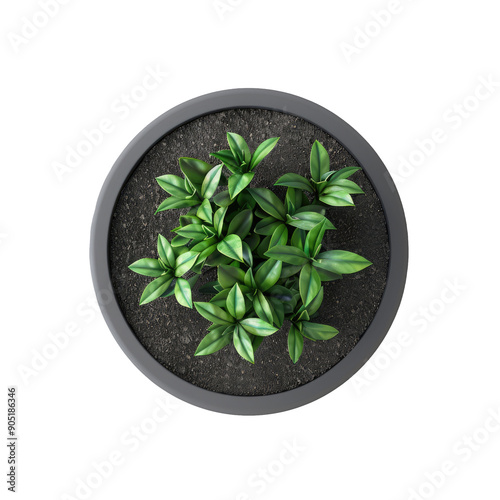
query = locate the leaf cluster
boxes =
[129,134,372,363]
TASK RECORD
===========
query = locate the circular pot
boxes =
[90,89,408,415]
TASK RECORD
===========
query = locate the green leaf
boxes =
[248,188,286,221]
[201,164,223,199]
[213,206,228,237]
[245,233,260,251]
[325,179,364,194]
[250,137,279,170]
[244,268,256,289]
[314,179,328,195]
[228,209,253,239]
[202,225,216,238]
[294,205,326,216]
[239,318,278,337]
[233,325,254,363]
[319,191,354,207]
[254,258,282,292]
[291,228,306,251]
[156,174,189,198]
[255,217,282,236]
[302,322,339,341]
[314,265,343,282]
[175,224,206,241]
[139,274,173,305]
[286,212,335,231]
[275,173,314,193]
[265,245,309,266]
[226,283,245,320]
[252,208,267,218]
[198,245,218,265]
[194,302,235,326]
[207,323,223,331]
[304,220,327,258]
[296,309,310,322]
[286,187,304,214]
[227,132,251,166]
[267,285,294,303]
[252,335,264,352]
[305,287,324,316]
[188,273,200,286]
[171,235,191,247]
[129,258,166,277]
[212,190,234,207]
[241,241,253,267]
[174,251,199,277]
[210,288,231,307]
[237,189,256,209]
[157,234,176,269]
[269,224,288,249]
[174,278,193,308]
[299,263,321,306]
[310,140,330,182]
[329,166,360,181]
[184,177,195,194]
[179,215,202,227]
[191,261,205,275]
[199,281,219,294]
[218,265,245,289]
[253,291,274,324]
[228,172,255,199]
[320,171,335,181]
[156,197,200,213]
[192,236,218,252]
[160,278,176,298]
[174,245,189,257]
[288,324,304,363]
[256,235,271,259]
[206,251,231,268]
[210,150,240,172]
[196,199,213,223]
[195,326,232,356]
[269,297,285,327]
[217,234,244,262]
[315,250,372,274]
[179,158,214,194]
[280,263,302,279]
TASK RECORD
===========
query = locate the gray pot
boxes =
[90,89,408,415]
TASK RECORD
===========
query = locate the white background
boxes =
[2,1,499,499]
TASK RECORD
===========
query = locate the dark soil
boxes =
[109,108,389,396]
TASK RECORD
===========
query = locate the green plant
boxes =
[129,133,372,364]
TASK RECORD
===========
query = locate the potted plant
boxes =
[90,89,408,415]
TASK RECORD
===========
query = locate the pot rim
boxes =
[90,88,408,415]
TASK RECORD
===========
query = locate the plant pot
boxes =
[90,89,408,415]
